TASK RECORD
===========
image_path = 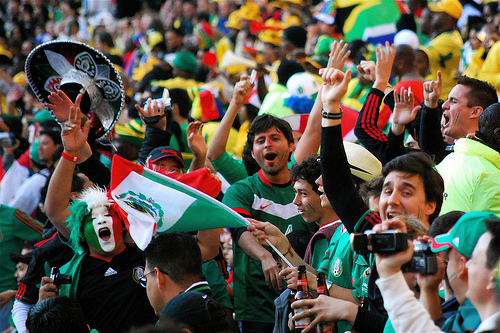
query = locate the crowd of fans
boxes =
[0,0,499,332]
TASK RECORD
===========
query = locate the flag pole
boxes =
[265,239,294,268]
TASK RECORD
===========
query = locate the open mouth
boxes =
[441,113,450,128]
[264,152,277,161]
[386,212,401,220]
[98,228,111,241]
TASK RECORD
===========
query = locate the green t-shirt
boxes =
[310,237,329,270]
[317,224,354,333]
[222,170,315,323]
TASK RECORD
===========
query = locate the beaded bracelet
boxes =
[321,107,343,119]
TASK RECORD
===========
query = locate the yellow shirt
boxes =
[422,30,463,100]
[479,41,500,95]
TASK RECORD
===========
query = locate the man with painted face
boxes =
[44,101,157,333]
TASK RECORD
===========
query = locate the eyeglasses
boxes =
[134,266,168,288]
[139,270,155,288]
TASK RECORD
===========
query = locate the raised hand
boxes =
[187,121,207,159]
[46,90,86,123]
[392,86,421,136]
[320,68,352,111]
[423,71,442,108]
[374,42,396,90]
[136,96,167,130]
[327,40,350,71]
[232,74,254,106]
[61,94,91,156]
[357,60,376,82]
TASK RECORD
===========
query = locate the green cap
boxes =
[30,141,41,164]
[430,211,497,258]
[35,110,55,123]
[173,51,198,74]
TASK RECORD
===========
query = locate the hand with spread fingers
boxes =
[392,86,421,136]
[60,94,91,157]
[327,40,351,71]
[46,90,87,124]
[187,121,206,159]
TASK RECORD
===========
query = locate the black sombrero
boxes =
[25,40,124,140]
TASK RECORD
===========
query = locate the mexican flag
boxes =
[110,155,249,250]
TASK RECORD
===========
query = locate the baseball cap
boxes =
[427,0,462,20]
[343,141,382,182]
[430,211,497,258]
[146,146,185,169]
[10,252,32,265]
[114,118,144,148]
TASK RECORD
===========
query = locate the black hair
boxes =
[277,59,304,86]
[485,219,500,270]
[427,211,465,238]
[456,76,498,111]
[169,88,192,120]
[290,154,321,194]
[26,296,89,333]
[245,114,294,154]
[382,152,444,223]
[39,129,62,146]
[478,103,500,147]
[95,30,115,47]
[143,232,203,284]
[358,175,384,207]
[244,104,259,123]
[286,230,314,259]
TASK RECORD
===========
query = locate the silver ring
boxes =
[308,309,312,316]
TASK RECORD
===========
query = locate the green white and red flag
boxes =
[110,155,248,250]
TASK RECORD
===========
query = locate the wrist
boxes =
[391,123,405,136]
[62,151,81,162]
[322,102,341,114]
[425,99,438,109]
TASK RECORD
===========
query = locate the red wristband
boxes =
[62,151,81,162]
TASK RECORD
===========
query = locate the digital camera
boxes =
[50,267,72,285]
[401,241,438,274]
[350,230,408,253]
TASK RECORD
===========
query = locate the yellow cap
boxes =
[225,11,242,30]
[239,1,261,21]
[427,0,462,20]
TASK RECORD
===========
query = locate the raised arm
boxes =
[45,95,91,239]
[320,60,369,233]
[354,43,396,163]
[136,97,172,165]
[206,75,253,163]
[419,71,450,162]
[294,40,350,164]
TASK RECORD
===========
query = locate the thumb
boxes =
[436,71,442,85]
[342,69,352,85]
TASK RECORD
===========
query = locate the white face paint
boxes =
[85,205,117,253]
